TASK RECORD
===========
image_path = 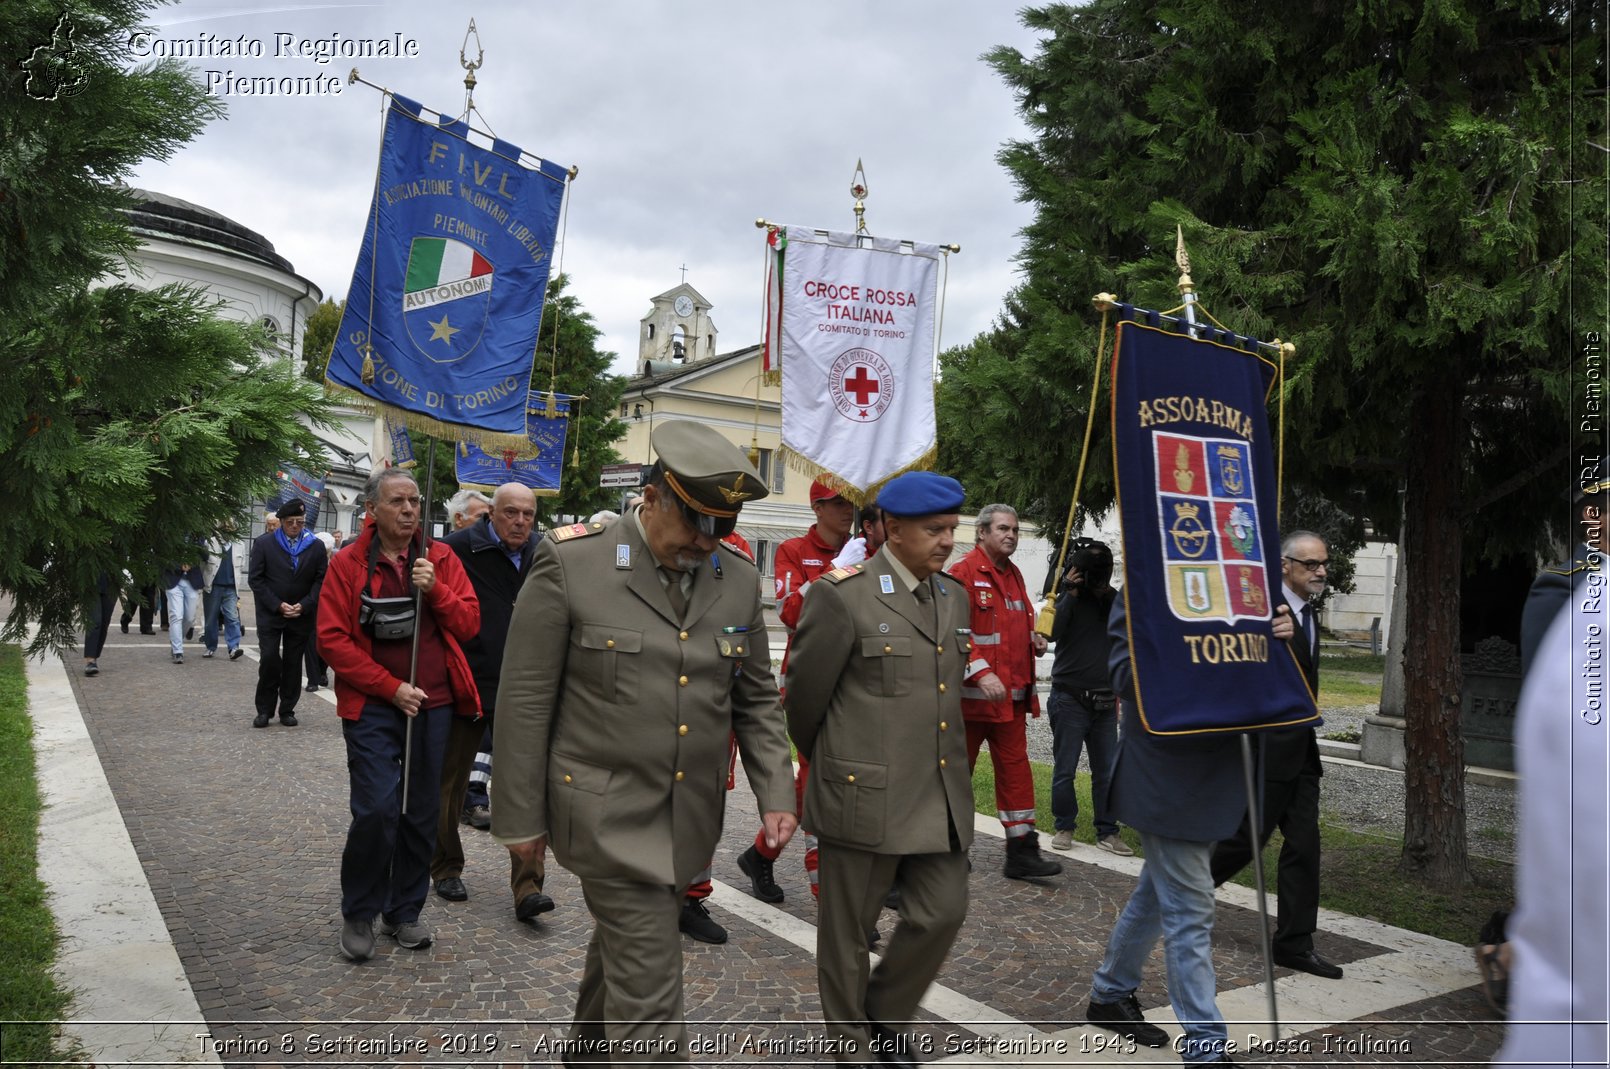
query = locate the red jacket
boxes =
[773,524,843,690]
[316,519,482,721]
[948,545,1041,722]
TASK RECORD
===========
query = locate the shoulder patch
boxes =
[718,540,754,563]
[822,564,866,584]
[549,522,604,543]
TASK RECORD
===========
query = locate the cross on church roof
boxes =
[679,263,689,283]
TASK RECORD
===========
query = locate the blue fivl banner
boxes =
[266,464,326,527]
[455,393,570,496]
[326,93,571,450]
[385,417,416,468]
[1111,318,1319,735]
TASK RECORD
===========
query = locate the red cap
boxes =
[809,479,845,504]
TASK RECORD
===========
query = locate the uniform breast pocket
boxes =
[575,624,643,704]
[859,635,912,696]
[711,631,751,702]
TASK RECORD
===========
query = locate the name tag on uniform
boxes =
[879,574,895,594]
[615,544,631,569]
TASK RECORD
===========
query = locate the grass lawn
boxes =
[970,756,1508,946]
[0,644,78,1064]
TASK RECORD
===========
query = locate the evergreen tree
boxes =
[966,0,1604,887]
[1,2,335,654]
[301,298,344,382]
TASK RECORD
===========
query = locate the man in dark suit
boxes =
[248,498,328,728]
[1208,530,1341,980]
[1085,597,1298,1064]
[786,470,975,1066]
[431,481,553,924]
[493,421,796,1063]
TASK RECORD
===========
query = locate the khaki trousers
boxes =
[564,876,686,1064]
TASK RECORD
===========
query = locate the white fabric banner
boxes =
[778,226,941,498]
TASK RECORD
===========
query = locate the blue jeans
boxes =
[1047,689,1120,838]
[165,583,199,654]
[340,703,452,923]
[1090,831,1227,1063]
[202,584,241,653]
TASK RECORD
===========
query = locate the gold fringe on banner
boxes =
[458,480,561,497]
[777,444,939,508]
[761,369,781,388]
[324,384,534,456]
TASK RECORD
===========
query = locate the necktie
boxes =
[1300,604,1316,657]
[662,568,688,622]
[913,578,935,632]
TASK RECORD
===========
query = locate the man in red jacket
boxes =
[732,479,853,909]
[318,467,482,962]
[949,503,1063,880]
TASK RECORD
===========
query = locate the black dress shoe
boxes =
[119,620,129,634]
[1086,994,1169,1047]
[434,876,468,901]
[305,682,319,692]
[516,891,556,922]
[1274,948,1343,979]
[139,628,156,635]
[280,713,298,727]
[252,713,271,728]
[679,898,727,943]
[868,1023,916,1068]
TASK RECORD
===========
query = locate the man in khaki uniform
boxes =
[492,421,797,1064]
[786,470,974,1066]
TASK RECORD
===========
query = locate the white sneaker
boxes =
[1050,829,1074,851]
[1098,835,1134,856]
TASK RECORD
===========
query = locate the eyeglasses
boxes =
[1283,555,1329,572]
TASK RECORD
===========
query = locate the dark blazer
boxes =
[1104,600,1254,842]
[443,516,540,709]
[1521,544,1601,674]
[248,531,327,631]
[1262,594,1323,785]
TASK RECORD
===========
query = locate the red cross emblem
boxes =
[828,348,895,424]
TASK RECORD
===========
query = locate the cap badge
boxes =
[718,473,752,505]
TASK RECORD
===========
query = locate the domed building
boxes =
[114,189,372,534]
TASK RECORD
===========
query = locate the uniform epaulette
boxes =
[549,521,607,543]
[718,540,754,563]
[822,563,866,584]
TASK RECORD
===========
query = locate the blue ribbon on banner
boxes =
[455,393,570,495]
[1110,321,1319,735]
[266,464,326,527]
[326,94,570,445]
[386,417,416,468]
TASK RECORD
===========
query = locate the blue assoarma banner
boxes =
[326,94,570,448]
[1111,320,1319,735]
[455,393,570,496]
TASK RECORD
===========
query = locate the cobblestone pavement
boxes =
[44,621,1506,1067]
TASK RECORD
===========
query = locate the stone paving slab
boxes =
[37,624,1504,1066]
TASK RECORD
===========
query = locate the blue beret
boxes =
[877,471,965,517]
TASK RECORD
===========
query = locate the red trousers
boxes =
[966,713,1039,837]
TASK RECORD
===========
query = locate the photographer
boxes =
[1046,538,1132,855]
[317,468,481,962]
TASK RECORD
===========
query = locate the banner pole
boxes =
[400,436,436,815]
[1241,733,1281,1040]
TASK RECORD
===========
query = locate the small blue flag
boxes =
[455,392,570,496]
[327,94,570,449]
[1110,320,1319,735]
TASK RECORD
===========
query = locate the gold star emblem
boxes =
[718,472,752,504]
[428,315,460,344]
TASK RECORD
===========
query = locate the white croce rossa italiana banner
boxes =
[777,226,941,499]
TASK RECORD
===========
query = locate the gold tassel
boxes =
[360,350,376,384]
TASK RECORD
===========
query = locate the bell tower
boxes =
[639,280,716,373]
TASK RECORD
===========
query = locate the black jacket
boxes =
[443,516,540,710]
[248,531,328,630]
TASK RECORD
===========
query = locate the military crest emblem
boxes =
[1154,432,1271,624]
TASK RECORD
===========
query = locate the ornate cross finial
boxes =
[850,158,869,234]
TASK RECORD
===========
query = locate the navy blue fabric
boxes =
[1109,321,1317,735]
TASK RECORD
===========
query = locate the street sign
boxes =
[600,463,648,489]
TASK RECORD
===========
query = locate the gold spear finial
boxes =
[851,158,869,234]
[1175,224,1194,296]
[460,19,483,103]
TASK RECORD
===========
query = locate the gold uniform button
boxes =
[679,631,689,641]
[678,675,689,687]
[675,770,685,781]
[938,683,947,693]
[678,724,689,736]
[563,774,573,783]
[883,644,892,653]
[736,646,744,654]
[939,721,948,731]
[937,644,944,653]
[606,639,615,649]
[939,758,948,768]
[847,774,856,783]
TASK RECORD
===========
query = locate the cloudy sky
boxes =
[126,1,1045,376]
